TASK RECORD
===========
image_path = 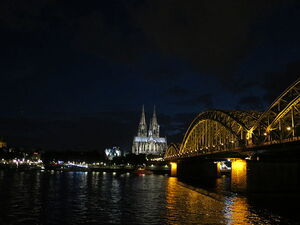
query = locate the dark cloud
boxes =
[172,94,214,109]
[0,0,54,31]
[260,61,300,103]
[220,76,259,94]
[237,96,264,110]
[136,0,293,76]
[0,111,138,151]
[73,11,148,62]
[145,112,197,144]
[0,0,147,64]
[1,0,299,82]
[167,87,190,96]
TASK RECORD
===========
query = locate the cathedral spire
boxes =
[151,105,159,137]
[140,105,146,124]
[132,105,167,155]
[138,105,147,136]
[152,105,158,125]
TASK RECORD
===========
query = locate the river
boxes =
[0,170,297,225]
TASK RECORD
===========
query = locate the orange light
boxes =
[231,159,247,192]
[170,162,177,176]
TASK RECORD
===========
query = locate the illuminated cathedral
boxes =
[132,106,167,155]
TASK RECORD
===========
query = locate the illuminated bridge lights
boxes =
[164,78,300,160]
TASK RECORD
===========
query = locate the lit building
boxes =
[31,152,41,161]
[132,106,167,155]
[0,139,7,148]
[105,147,122,160]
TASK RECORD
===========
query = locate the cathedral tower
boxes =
[132,105,167,155]
[150,106,160,137]
[137,105,147,136]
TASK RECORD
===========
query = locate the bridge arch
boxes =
[164,143,180,159]
[164,78,300,160]
[179,110,260,156]
[251,78,300,142]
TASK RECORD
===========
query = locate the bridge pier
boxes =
[170,156,300,195]
[231,159,300,193]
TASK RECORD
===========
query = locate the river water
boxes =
[0,170,298,225]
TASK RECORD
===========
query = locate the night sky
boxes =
[1,0,300,152]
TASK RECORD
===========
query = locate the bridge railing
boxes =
[259,136,300,146]
[165,136,300,160]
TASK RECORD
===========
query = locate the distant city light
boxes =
[105,147,122,160]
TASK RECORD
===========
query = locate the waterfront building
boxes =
[132,106,167,155]
[0,138,7,148]
[105,146,122,160]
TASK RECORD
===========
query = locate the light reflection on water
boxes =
[0,170,295,225]
[166,177,225,224]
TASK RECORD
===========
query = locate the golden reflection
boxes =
[224,196,253,225]
[231,159,247,192]
[166,177,177,209]
[217,162,221,176]
[166,177,226,224]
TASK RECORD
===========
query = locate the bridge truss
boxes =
[165,78,300,159]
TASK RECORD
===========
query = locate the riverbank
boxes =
[0,164,170,175]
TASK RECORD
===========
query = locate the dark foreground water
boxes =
[0,170,298,225]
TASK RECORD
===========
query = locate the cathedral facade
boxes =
[132,106,167,155]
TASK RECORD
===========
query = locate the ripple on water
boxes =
[0,171,298,225]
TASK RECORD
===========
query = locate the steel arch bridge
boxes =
[165,78,300,160]
[165,143,181,160]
